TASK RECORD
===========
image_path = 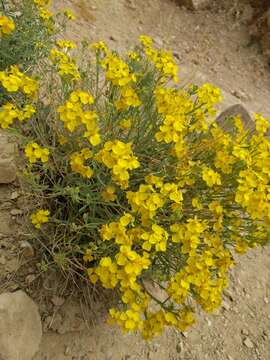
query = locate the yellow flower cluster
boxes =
[70,148,93,178]
[33,0,51,6]
[140,35,178,83]
[102,53,136,86]
[115,86,141,110]
[109,308,142,332]
[127,177,183,224]
[235,127,270,227]
[171,217,208,253]
[0,15,15,36]
[127,184,164,223]
[56,39,77,49]
[0,66,38,97]
[57,90,101,146]
[154,86,194,158]
[96,140,140,189]
[168,238,233,312]
[196,83,222,116]
[91,41,108,54]
[141,308,195,340]
[25,142,50,163]
[141,224,168,252]
[0,103,35,129]
[39,7,53,20]
[50,48,80,81]
[31,209,50,228]
[33,0,53,22]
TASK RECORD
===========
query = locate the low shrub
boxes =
[1,0,270,340]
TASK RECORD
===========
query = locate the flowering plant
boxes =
[1,0,270,340]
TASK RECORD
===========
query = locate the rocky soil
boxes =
[1,0,270,359]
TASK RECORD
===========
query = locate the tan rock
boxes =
[0,291,42,360]
[0,133,17,184]
[177,0,212,10]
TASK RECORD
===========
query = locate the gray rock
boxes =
[0,291,42,360]
[216,104,254,133]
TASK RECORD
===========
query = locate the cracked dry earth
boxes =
[1,0,270,359]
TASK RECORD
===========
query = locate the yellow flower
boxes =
[34,0,51,6]
[91,41,108,54]
[25,143,50,163]
[31,209,50,229]
[83,249,94,262]
[70,148,93,178]
[196,83,222,115]
[115,86,141,110]
[102,54,136,87]
[50,48,80,81]
[57,90,100,143]
[177,309,195,332]
[96,140,140,189]
[161,182,183,204]
[192,197,203,210]
[0,15,15,35]
[50,49,69,63]
[109,308,143,332]
[0,103,16,128]
[202,166,221,187]
[119,118,132,129]
[0,66,38,97]
[58,135,68,145]
[39,7,53,20]
[235,239,249,254]
[101,185,117,202]
[139,35,153,48]
[62,8,76,20]
[141,224,168,252]
[56,39,77,49]
[127,51,140,60]
[254,113,269,135]
[58,60,80,81]
[208,200,223,216]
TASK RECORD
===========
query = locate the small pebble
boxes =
[25,274,37,284]
[64,346,71,356]
[10,191,19,200]
[20,240,35,258]
[222,301,231,311]
[241,329,249,336]
[0,255,7,265]
[51,296,65,307]
[10,208,23,216]
[243,337,254,349]
[176,342,183,353]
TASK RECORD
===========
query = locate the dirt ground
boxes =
[1,0,270,359]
